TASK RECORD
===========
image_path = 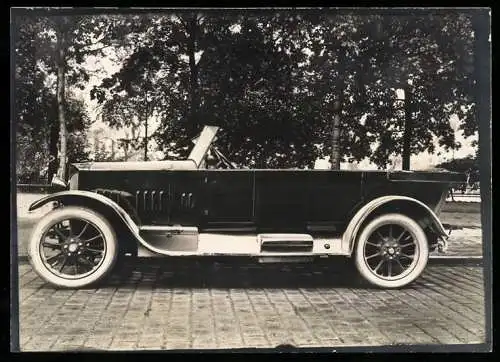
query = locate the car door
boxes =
[254,170,309,233]
[201,170,255,232]
[306,170,363,233]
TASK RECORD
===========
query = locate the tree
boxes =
[99,92,162,161]
[13,16,53,182]
[91,11,478,171]
[30,12,137,180]
[94,13,353,168]
[196,13,318,168]
[91,14,184,160]
[356,13,476,169]
[13,14,92,183]
[297,14,393,169]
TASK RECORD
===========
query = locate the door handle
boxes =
[181,192,186,208]
[188,193,193,208]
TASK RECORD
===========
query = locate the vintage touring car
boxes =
[27,126,465,289]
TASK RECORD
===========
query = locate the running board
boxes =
[137,227,345,257]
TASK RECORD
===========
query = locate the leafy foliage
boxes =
[93,11,477,169]
[357,14,476,168]
[13,15,92,183]
[15,10,480,179]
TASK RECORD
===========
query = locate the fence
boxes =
[450,192,481,197]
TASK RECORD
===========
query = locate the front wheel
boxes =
[28,206,118,289]
[354,213,429,289]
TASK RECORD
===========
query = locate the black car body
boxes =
[27,126,466,289]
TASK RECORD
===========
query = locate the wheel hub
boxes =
[68,243,78,253]
[381,242,401,259]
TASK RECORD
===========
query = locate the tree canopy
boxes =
[13,15,92,183]
[14,9,481,182]
[93,11,478,169]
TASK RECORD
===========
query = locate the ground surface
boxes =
[16,261,486,351]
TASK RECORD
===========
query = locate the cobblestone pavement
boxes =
[16,260,486,351]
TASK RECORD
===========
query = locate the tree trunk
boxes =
[123,139,129,161]
[402,85,412,170]
[330,99,342,170]
[47,121,59,183]
[329,45,346,171]
[93,132,100,159]
[128,125,138,161]
[187,16,200,127]
[110,139,115,159]
[55,20,68,181]
[143,113,148,161]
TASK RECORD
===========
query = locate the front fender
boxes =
[29,190,140,235]
[28,190,196,257]
[341,195,448,255]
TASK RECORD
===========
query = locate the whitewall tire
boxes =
[354,213,429,289]
[28,206,118,289]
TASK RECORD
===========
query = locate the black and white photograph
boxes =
[10,7,491,352]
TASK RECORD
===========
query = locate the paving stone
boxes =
[15,262,487,351]
[83,336,113,349]
[109,339,138,351]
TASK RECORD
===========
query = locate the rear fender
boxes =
[29,190,141,254]
[342,195,448,255]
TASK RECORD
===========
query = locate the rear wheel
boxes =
[354,213,429,289]
[28,206,118,289]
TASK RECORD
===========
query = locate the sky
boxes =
[76,45,478,169]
